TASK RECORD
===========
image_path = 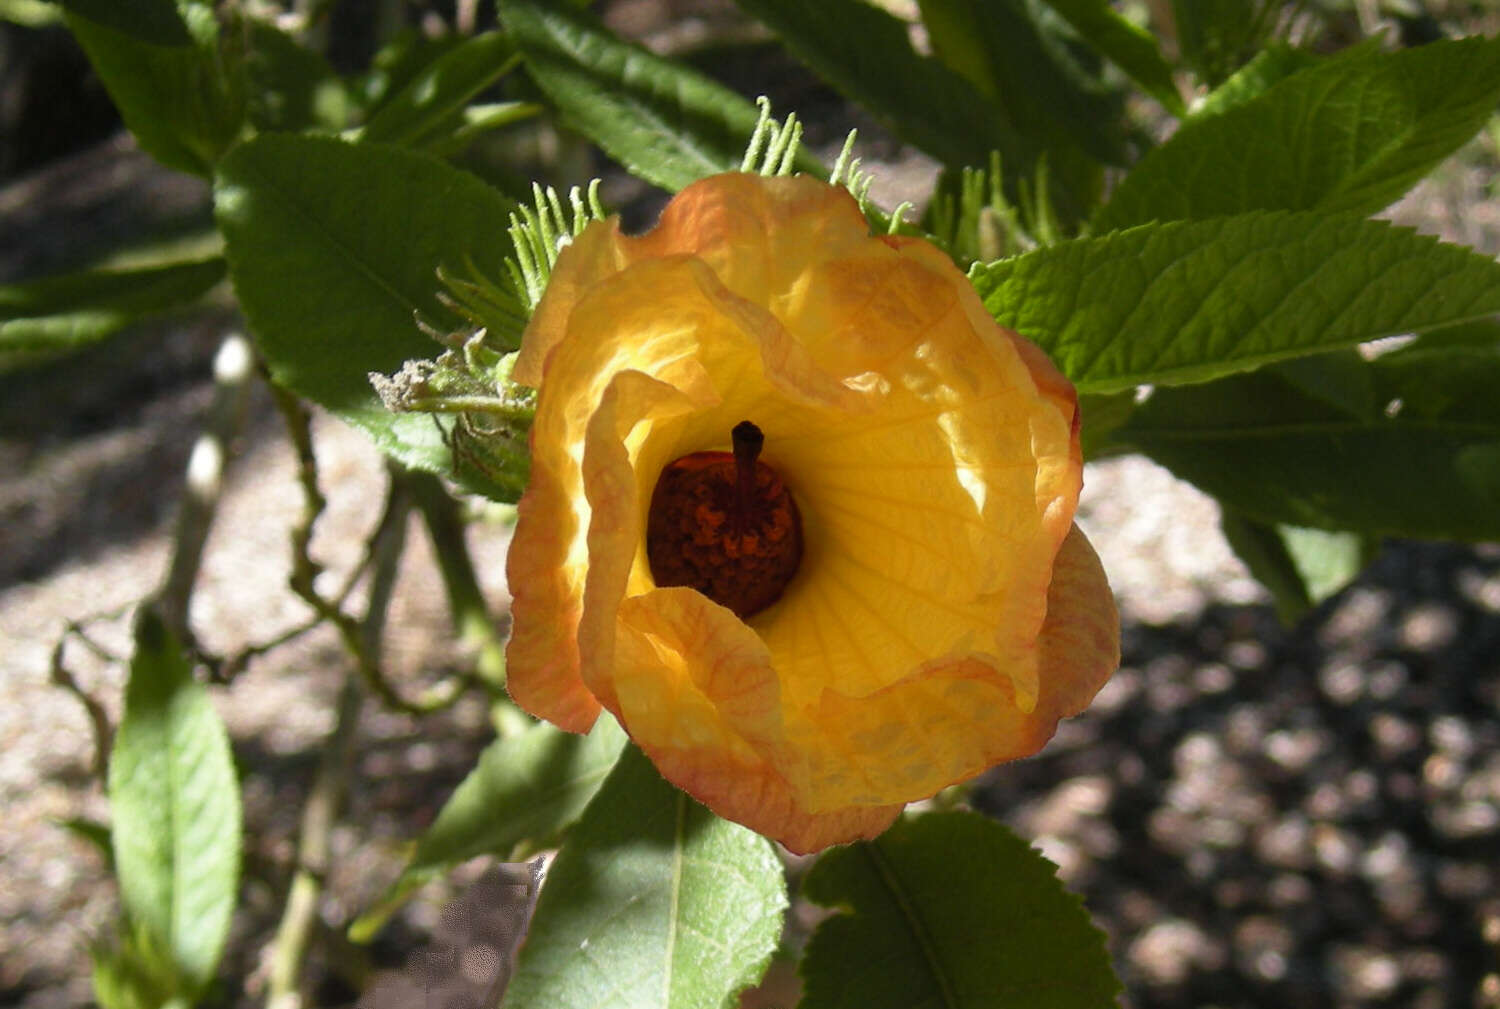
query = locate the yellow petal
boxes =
[505,172,1117,851]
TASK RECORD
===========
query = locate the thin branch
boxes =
[49,637,113,779]
[265,454,416,1009]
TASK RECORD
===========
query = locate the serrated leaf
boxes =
[971,211,1500,393]
[1096,35,1500,231]
[798,811,1119,1009]
[360,30,516,148]
[1189,41,1332,120]
[351,716,625,942]
[502,1,812,193]
[1120,344,1500,539]
[504,745,786,1009]
[213,134,517,497]
[0,257,225,355]
[65,6,243,176]
[1042,0,1183,115]
[108,612,240,995]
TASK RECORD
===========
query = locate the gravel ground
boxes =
[6,28,1500,1007]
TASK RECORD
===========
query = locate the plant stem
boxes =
[265,474,408,1009]
[404,470,507,688]
[156,332,255,640]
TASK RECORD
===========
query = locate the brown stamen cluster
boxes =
[646,421,803,618]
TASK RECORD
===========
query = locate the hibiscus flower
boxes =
[505,171,1119,853]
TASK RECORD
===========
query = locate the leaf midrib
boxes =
[864,839,960,1009]
[231,150,427,325]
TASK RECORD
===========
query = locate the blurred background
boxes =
[4,2,1500,1007]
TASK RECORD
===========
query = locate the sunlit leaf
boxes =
[64,4,243,176]
[214,134,517,496]
[108,612,240,995]
[505,746,786,1009]
[1096,34,1500,230]
[971,211,1500,393]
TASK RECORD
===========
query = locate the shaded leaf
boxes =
[799,811,1119,1009]
[360,30,517,148]
[1120,344,1500,539]
[729,0,1066,209]
[244,20,349,133]
[60,0,188,45]
[1043,0,1184,114]
[504,746,786,1009]
[917,0,1127,165]
[1171,0,1278,87]
[0,257,225,355]
[502,1,810,193]
[213,134,517,496]
[1221,509,1374,625]
[108,612,240,995]
[1096,35,1500,230]
[971,211,1500,394]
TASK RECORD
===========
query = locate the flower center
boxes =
[646,420,803,618]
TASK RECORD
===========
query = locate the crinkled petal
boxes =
[612,588,901,853]
[505,172,1115,850]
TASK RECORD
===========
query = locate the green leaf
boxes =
[1096,35,1500,231]
[57,816,117,870]
[1189,41,1330,120]
[360,30,517,148]
[350,716,627,942]
[1042,0,1183,115]
[1119,344,1500,539]
[60,0,189,45]
[65,5,243,176]
[108,611,240,995]
[412,716,626,865]
[916,0,1127,164]
[244,20,349,133]
[798,811,1119,1009]
[502,1,811,193]
[1170,0,1278,87]
[0,257,225,356]
[504,745,786,1009]
[213,134,517,494]
[2,0,64,29]
[1220,509,1374,624]
[91,923,184,1009]
[729,0,1058,202]
[970,211,1500,394]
